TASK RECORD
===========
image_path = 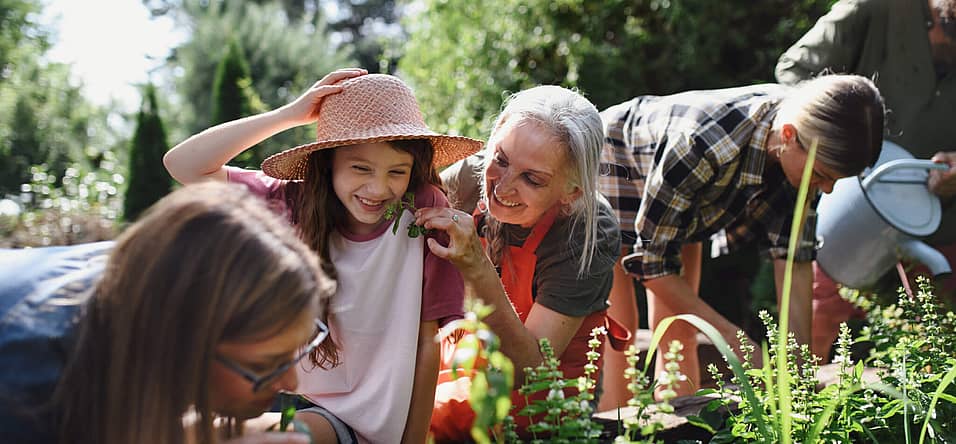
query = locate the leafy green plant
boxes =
[438,298,515,444]
[645,313,770,442]
[614,340,689,443]
[383,191,431,238]
[512,327,606,443]
[854,277,956,443]
[697,311,868,443]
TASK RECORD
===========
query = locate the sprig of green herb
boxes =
[383,191,431,238]
[265,393,314,443]
[279,394,296,432]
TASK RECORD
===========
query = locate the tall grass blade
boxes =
[776,138,818,444]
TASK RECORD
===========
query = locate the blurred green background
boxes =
[0,0,836,247]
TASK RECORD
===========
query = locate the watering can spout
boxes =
[899,239,953,277]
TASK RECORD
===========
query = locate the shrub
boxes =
[2,160,123,247]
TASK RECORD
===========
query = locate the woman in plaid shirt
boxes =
[598,74,884,400]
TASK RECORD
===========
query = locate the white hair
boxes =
[483,85,604,276]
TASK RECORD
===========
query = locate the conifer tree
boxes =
[211,38,264,168]
[124,83,171,221]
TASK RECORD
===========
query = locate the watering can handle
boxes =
[862,159,949,190]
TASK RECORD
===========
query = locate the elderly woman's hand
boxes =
[929,151,956,199]
[415,207,489,275]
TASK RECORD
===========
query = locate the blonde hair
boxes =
[481,85,604,276]
[56,182,334,444]
[776,74,885,176]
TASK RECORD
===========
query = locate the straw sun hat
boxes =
[261,74,484,180]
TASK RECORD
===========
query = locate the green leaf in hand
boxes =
[381,191,430,238]
[278,394,296,432]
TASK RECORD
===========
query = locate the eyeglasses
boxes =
[216,319,330,392]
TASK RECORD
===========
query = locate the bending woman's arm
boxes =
[415,208,566,385]
[642,273,743,344]
[163,68,366,184]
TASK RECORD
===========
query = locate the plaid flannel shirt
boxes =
[598,84,817,281]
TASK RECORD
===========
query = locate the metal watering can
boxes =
[816,141,952,289]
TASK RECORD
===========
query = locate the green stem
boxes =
[776,138,818,444]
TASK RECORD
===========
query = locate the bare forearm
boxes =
[458,256,542,383]
[163,107,299,184]
[644,274,738,335]
[402,322,440,444]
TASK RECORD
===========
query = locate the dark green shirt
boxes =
[776,0,956,244]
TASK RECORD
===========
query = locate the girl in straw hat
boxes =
[164,69,482,444]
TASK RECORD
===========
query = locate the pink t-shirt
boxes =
[226,167,464,325]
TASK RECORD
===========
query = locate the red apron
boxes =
[430,208,630,442]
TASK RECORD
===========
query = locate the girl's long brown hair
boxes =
[290,139,441,368]
[55,181,335,444]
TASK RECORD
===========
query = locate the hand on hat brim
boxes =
[282,68,368,127]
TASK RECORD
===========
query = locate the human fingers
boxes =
[316,68,368,87]
[426,237,454,260]
[308,85,345,101]
[929,151,956,197]
[416,208,469,231]
[419,210,471,251]
[931,151,956,166]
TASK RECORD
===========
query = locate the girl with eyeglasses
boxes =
[0,182,335,444]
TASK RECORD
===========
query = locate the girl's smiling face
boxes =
[332,143,414,235]
[483,119,580,228]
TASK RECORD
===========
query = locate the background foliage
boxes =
[400,0,835,138]
[124,83,172,222]
[1,0,835,244]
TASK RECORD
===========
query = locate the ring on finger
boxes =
[451,214,460,223]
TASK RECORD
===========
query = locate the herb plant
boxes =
[513,327,606,443]
[614,340,688,443]
[383,191,431,237]
[438,298,515,444]
[268,393,312,439]
[854,277,956,443]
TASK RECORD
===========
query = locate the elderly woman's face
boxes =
[483,119,580,228]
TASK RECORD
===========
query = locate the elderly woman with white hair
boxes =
[415,85,623,440]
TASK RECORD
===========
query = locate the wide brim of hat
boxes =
[261,128,484,181]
